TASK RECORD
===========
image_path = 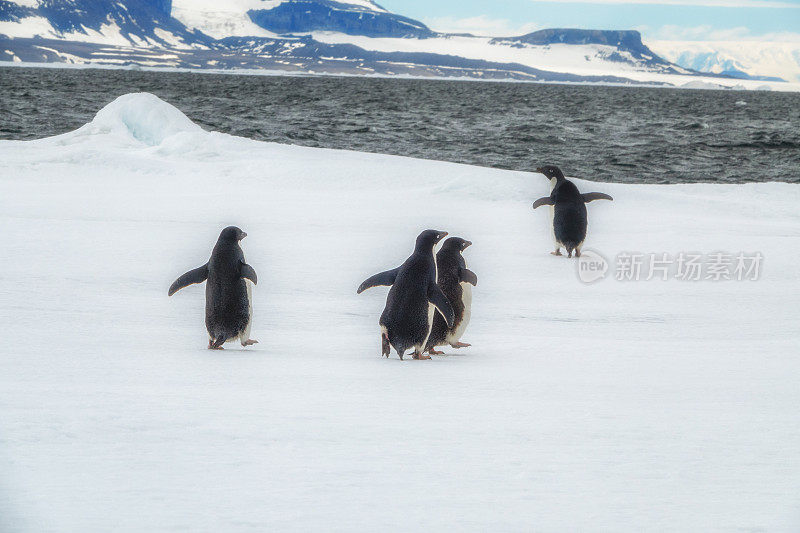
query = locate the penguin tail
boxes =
[381,325,408,360]
[210,335,226,349]
[564,242,579,258]
[395,342,408,361]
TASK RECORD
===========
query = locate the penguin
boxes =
[425,237,478,355]
[531,165,613,258]
[168,226,258,349]
[357,229,455,360]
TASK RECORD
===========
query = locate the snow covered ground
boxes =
[1,93,799,532]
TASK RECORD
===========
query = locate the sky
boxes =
[378,0,800,41]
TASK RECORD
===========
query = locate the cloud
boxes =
[760,31,800,42]
[422,16,541,37]
[643,24,751,40]
[642,24,800,41]
[531,0,799,7]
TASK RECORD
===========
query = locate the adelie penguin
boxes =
[425,237,478,356]
[168,226,259,349]
[532,165,613,258]
[357,229,455,360]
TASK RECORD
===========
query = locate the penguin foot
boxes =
[427,348,446,355]
[242,339,259,346]
[451,342,471,348]
[412,352,432,360]
[208,339,225,350]
[551,250,562,256]
[382,333,391,357]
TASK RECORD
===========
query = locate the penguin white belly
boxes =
[419,302,436,350]
[446,282,472,344]
[238,279,254,343]
[417,246,438,351]
[549,204,560,246]
[547,177,561,247]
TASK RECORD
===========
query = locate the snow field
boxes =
[0,93,798,531]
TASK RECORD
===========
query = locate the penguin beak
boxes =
[536,167,543,173]
[463,241,472,249]
[241,232,247,239]
[438,231,448,241]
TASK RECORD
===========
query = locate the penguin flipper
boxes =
[459,267,478,286]
[582,192,613,203]
[428,284,455,328]
[240,261,258,284]
[357,268,399,294]
[168,264,208,296]
[532,196,554,209]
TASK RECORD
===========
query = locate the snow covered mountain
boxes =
[0,0,792,88]
[650,40,800,83]
[0,0,211,47]
[0,0,429,44]
[248,0,432,38]
[169,0,432,40]
[494,29,665,66]
[492,28,681,72]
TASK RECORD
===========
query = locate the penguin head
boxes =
[536,165,565,183]
[218,226,247,243]
[441,237,473,253]
[415,229,449,251]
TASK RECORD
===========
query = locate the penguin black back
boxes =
[169,226,258,349]
[205,227,251,343]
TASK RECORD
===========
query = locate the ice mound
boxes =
[86,92,203,146]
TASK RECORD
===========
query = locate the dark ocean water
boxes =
[1,66,799,184]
